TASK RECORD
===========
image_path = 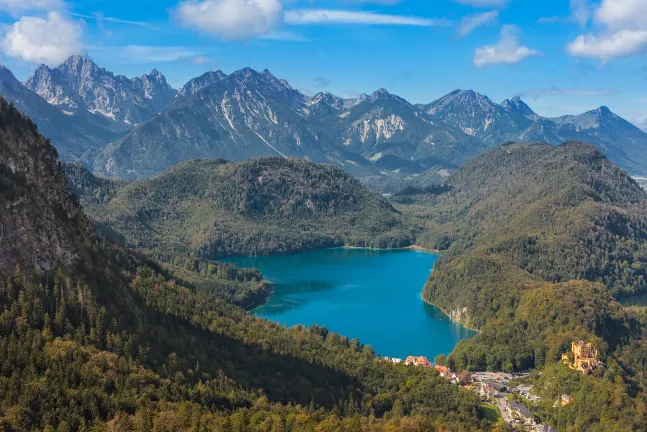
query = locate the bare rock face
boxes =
[0,96,90,274]
[25,55,177,128]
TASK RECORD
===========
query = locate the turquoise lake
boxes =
[225,248,476,360]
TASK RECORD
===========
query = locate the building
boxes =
[391,357,402,364]
[481,379,506,393]
[405,356,431,367]
[434,365,451,377]
[506,401,535,425]
[561,394,575,406]
[562,341,599,374]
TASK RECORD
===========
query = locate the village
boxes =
[383,341,601,431]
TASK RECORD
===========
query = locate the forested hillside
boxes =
[395,142,647,430]
[64,158,414,258]
[0,96,492,431]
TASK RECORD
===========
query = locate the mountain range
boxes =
[2,55,647,187]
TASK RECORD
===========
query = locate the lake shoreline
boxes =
[421,298,481,333]
[341,244,444,253]
[230,248,473,360]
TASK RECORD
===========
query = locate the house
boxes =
[434,365,452,378]
[561,394,575,406]
[506,401,535,425]
[391,357,402,364]
[405,356,431,367]
[481,379,506,393]
[535,425,558,432]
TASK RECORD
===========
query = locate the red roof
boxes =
[435,365,451,374]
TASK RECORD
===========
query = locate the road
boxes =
[496,396,514,424]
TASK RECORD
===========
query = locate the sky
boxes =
[0,0,646,129]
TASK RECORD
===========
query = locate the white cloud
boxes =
[570,0,592,27]
[0,0,64,16]
[473,25,541,67]
[285,10,445,26]
[595,0,647,30]
[568,0,647,62]
[188,56,211,64]
[89,45,207,63]
[259,30,309,41]
[457,10,498,37]
[69,12,161,31]
[174,0,284,40]
[453,0,510,7]
[1,12,84,66]
[538,0,592,27]
[568,30,647,61]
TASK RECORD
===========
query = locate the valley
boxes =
[2,56,647,431]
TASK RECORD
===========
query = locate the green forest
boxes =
[4,92,647,431]
[394,142,647,431]
[63,158,414,259]
[0,96,497,431]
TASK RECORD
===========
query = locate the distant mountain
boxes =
[332,88,484,172]
[93,67,341,179]
[6,57,647,181]
[518,106,647,174]
[0,65,120,161]
[501,96,538,119]
[177,70,227,98]
[424,90,534,145]
[25,55,177,128]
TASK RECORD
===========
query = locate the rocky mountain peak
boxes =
[0,65,19,85]
[311,91,344,109]
[24,56,176,126]
[502,96,536,117]
[178,70,227,98]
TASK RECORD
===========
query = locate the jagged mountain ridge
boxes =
[424,89,535,145]
[25,55,177,128]
[177,70,227,98]
[5,56,647,183]
[328,88,484,170]
[92,67,345,179]
[0,65,121,162]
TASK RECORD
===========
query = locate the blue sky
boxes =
[0,0,646,128]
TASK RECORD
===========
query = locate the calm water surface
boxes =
[225,248,475,360]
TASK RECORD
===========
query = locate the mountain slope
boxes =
[93,68,339,179]
[418,142,647,327]
[177,70,227,98]
[424,90,533,145]
[394,141,647,430]
[501,96,538,119]
[25,55,177,128]
[0,65,120,161]
[69,157,414,257]
[333,89,484,172]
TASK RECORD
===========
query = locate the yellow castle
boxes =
[562,341,599,374]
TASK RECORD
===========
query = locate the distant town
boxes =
[384,341,599,431]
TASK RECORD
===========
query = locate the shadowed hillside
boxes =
[64,157,414,258]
